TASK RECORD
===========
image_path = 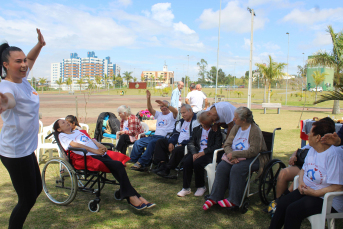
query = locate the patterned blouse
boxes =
[120,114,144,142]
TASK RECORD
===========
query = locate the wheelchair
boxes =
[41,132,119,212]
[205,128,285,214]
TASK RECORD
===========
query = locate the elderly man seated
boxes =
[130,90,177,171]
[152,104,200,177]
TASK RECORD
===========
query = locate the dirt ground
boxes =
[0,93,339,128]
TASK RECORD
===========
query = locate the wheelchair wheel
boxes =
[88,200,100,212]
[42,158,78,205]
[240,199,249,214]
[259,159,286,205]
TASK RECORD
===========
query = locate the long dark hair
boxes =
[65,115,80,128]
[0,43,23,79]
[53,119,62,133]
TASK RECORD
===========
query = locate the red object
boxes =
[300,120,309,141]
[66,130,130,172]
[128,82,147,89]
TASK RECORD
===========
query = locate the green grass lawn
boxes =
[0,110,342,228]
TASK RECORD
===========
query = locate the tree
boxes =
[255,55,287,103]
[133,77,137,82]
[197,59,208,83]
[308,25,343,114]
[122,71,133,85]
[55,78,63,94]
[312,70,328,103]
[103,74,109,90]
[65,77,72,91]
[207,66,216,84]
[94,75,102,91]
[38,77,47,92]
[76,77,85,92]
[158,75,164,83]
[86,75,94,91]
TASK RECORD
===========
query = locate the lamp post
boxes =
[286,32,290,105]
[215,0,222,103]
[247,7,256,109]
[302,52,304,98]
[187,55,189,87]
[234,62,236,87]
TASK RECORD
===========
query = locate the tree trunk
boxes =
[268,81,271,103]
[332,100,340,114]
[263,78,267,103]
[315,91,317,103]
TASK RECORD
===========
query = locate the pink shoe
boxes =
[194,187,207,197]
[203,199,216,210]
[177,188,191,197]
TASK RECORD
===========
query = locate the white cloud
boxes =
[312,32,332,47]
[282,7,343,25]
[173,22,195,35]
[198,1,269,33]
[151,3,174,26]
[116,0,132,7]
[263,42,280,51]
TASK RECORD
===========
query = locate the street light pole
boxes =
[286,32,290,105]
[247,7,256,109]
[187,55,189,87]
[215,0,222,103]
[234,62,236,87]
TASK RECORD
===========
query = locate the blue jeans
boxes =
[130,135,165,167]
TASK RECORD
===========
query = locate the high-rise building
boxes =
[50,51,120,90]
[141,63,174,86]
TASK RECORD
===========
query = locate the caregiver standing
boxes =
[0,28,45,229]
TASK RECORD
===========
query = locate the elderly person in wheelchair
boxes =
[53,119,155,210]
[269,118,343,229]
[203,107,268,210]
[115,105,145,154]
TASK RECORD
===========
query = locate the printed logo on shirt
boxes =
[32,91,38,96]
[304,163,323,185]
[124,127,129,131]
[234,138,248,150]
[200,138,208,146]
[158,119,168,127]
[80,135,90,143]
[181,126,189,133]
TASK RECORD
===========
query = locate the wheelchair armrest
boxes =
[260,150,272,155]
[212,148,224,164]
[101,143,114,150]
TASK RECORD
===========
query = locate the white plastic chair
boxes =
[293,175,343,229]
[79,123,89,133]
[39,120,43,133]
[35,133,60,163]
[204,148,224,193]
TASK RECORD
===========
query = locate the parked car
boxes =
[309,87,323,92]
[232,85,238,88]
[238,85,245,88]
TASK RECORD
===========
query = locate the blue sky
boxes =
[1,0,342,82]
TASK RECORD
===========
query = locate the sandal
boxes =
[131,162,141,170]
[127,199,147,210]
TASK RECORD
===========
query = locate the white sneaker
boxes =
[177,188,191,197]
[194,187,207,197]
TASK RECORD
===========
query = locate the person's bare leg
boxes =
[129,196,142,206]
[276,166,300,198]
[139,197,150,204]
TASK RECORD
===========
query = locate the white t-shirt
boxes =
[232,125,251,151]
[186,90,206,113]
[207,102,236,124]
[154,111,176,137]
[123,120,129,131]
[302,145,343,212]
[177,120,190,144]
[199,127,211,153]
[0,69,40,158]
[59,130,98,156]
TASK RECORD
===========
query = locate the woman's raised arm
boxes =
[27,28,46,70]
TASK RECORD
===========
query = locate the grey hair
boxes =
[190,83,196,89]
[196,84,202,89]
[177,81,183,86]
[162,100,170,106]
[181,103,192,112]
[235,107,254,123]
[117,105,131,115]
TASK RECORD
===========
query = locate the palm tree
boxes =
[76,77,85,92]
[133,77,137,82]
[65,77,72,91]
[255,55,287,103]
[122,71,133,86]
[55,78,63,94]
[308,25,343,114]
[312,70,328,103]
[95,75,102,91]
[158,75,164,84]
[103,74,109,90]
[38,77,47,92]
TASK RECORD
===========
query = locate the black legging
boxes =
[91,155,140,199]
[116,134,134,155]
[0,153,42,229]
[269,189,336,229]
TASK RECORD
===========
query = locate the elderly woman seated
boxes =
[53,119,155,211]
[203,107,268,210]
[116,105,144,155]
[177,111,222,197]
[269,118,343,229]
